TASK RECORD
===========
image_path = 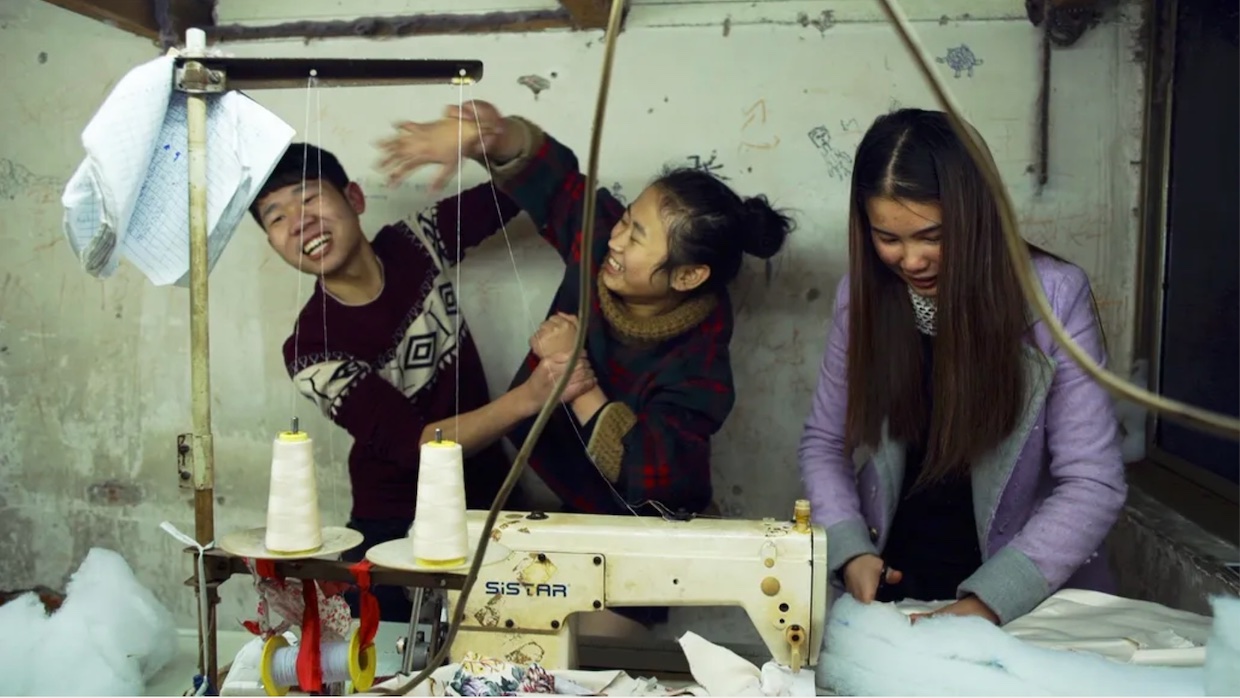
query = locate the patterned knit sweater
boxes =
[493,117,737,516]
[283,184,522,521]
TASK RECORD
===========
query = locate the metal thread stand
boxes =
[171,28,483,688]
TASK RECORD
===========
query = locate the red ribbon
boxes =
[296,580,324,693]
[256,559,279,580]
[348,560,380,648]
[245,557,378,694]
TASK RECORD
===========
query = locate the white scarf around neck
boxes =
[908,285,937,336]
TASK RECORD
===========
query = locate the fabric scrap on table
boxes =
[448,653,558,696]
[677,631,815,696]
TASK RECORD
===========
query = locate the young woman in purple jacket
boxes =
[797,108,1127,626]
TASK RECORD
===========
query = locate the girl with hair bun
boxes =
[379,100,794,524]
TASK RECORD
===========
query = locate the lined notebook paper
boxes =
[62,54,295,286]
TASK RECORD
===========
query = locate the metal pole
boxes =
[183,27,219,686]
[400,588,427,675]
[165,37,484,690]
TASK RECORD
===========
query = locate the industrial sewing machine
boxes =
[382,501,829,674]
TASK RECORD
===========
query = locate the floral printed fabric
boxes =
[240,559,353,642]
[448,653,558,696]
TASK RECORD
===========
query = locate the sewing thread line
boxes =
[380,2,628,693]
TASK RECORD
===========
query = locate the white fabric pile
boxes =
[1204,595,1240,695]
[818,589,1240,696]
[0,548,178,695]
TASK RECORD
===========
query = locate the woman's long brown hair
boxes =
[845,109,1029,486]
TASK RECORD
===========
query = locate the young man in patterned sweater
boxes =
[250,141,592,621]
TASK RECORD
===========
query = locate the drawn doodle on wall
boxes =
[610,181,627,205]
[740,99,781,152]
[807,125,854,181]
[888,98,905,112]
[0,158,62,201]
[936,45,984,78]
[682,151,729,180]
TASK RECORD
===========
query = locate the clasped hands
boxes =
[519,313,597,408]
[842,554,999,625]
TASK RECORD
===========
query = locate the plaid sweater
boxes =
[493,117,737,516]
[283,184,522,521]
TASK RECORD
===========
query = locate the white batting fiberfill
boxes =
[0,547,178,696]
[819,594,1240,696]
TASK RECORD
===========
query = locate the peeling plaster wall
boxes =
[0,0,1148,647]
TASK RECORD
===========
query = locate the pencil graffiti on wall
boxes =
[684,151,728,180]
[807,125,853,181]
[937,45,984,78]
[740,99,781,152]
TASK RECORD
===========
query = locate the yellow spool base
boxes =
[422,438,459,448]
[259,635,292,697]
[277,430,310,442]
[414,556,467,569]
[349,628,378,692]
[265,544,325,556]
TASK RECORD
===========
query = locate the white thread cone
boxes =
[411,440,469,565]
[264,432,323,553]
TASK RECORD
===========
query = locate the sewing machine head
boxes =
[435,501,828,672]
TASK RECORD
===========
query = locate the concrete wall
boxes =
[1110,488,1239,618]
[0,0,1148,645]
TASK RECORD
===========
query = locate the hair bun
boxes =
[740,195,794,260]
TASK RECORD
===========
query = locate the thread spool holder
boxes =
[169,28,485,687]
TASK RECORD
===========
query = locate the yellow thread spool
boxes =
[258,631,376,696]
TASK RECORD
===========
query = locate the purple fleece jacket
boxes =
[798,254,1128,624]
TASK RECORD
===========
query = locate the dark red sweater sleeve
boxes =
[408,183,524,268]
[283,330,426,464]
